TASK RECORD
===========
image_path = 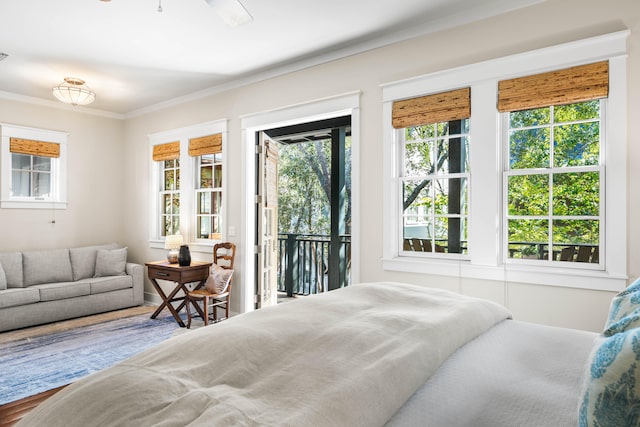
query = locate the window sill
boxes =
[149,240,219,254]
[382,256,626,292]
[1,199,67,209]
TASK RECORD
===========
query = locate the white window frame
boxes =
[502,101,605,270]
[381,31,628,292]
[0,123,68,209]
[148,119,228,254]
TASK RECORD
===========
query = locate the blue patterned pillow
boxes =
[579,329,640,426]
[606,278,640,328]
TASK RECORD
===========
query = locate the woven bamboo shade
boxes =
[10,138,60,158]
[497,61,608,112]
[188,133,222,157]
[152,141,180,161]
[392,87,470,129]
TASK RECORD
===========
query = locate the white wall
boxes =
[0,99,125,251]
[1,0,637,333]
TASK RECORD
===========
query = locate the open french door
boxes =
[255,132,279,308]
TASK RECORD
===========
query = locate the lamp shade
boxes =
[164,234,184,250]
[52,77,96,106]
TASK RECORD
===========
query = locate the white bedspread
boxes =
[18,282,511,427]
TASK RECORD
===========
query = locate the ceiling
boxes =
[0,0,542,117]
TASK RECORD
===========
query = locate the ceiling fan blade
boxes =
[205,0,253,27]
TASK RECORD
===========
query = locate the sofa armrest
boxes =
[126,262,144,305]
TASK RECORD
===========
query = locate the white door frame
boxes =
[239,91,361,313]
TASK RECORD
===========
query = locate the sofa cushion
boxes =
[88,276,133,294]
[69,243,119,281]
[94,247,128,278]
[23,249,74,287]
[0,288,40,309]
[32,282,91,302]
[0,252,23,288]
[0,262,6,291]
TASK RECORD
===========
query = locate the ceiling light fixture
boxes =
[205,0,253,27]
[52,77,96,106]
[0,52,8,62]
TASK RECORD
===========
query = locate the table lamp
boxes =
[164,234,183,263]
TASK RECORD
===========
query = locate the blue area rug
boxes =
[0,314,181,405]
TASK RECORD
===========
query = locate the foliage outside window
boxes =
[400,119,469,255]
[505,100,602,265]
[195,153,222,239]
[160,158,180,237]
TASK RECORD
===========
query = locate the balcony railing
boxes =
[277,233,351,296]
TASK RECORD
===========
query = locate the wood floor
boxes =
[0,306,157,426]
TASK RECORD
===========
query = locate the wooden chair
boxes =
[186,242,236,328]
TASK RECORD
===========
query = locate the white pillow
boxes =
[204,263,233,294]
[94,247,128,277]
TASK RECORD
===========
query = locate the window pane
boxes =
[554,100,600,123]
[197,216,211,239]
[509,128,550,169]
[437,137,469,174]
[508,174,549,216]
[200,166,213,188]
[552,220,599,263]
[405,142,433,176]
[433,217,467,254]
[163,194,171,214]
[403,217,433,253]
[403,180,432,214]
[11,171,30,196]
[406,125,435,141]
[198,192,211,214]
[508,219,548,259]
[213,192,221,214]
[164,159,174,169]
[33,156,51,171]
[553,172,599,216]
[164,170,174,191]
[32,172,51,197]
[553,219,599,245]
[212,216,220,234]
[12,153,31,170]
[553,122,599,167]
[173,195,180,215]
[434,178,467,215]
[510,107,550,128]
[214,165,222,188]
[175,169,180,190]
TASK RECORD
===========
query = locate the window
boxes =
[0,124,67,209]
[382,31,628,291]
[149,120,227,252]
[190,134,223,240]
[393,88,471,257]
[400,119,470,255]
[504,100,602,266]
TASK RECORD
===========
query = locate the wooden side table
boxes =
[145,261,212,327]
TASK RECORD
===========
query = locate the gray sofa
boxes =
[0,243,143,333]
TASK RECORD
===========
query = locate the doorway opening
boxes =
[255,116,352,308]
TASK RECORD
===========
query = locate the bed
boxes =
[16,281,634,427]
